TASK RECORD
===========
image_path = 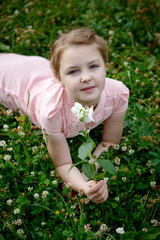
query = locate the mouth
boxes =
[81,86,95,92]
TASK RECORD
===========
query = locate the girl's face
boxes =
[59,44,106,107]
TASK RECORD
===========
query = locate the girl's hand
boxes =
[83,179,108,204]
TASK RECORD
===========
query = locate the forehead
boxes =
[60,44,103,66]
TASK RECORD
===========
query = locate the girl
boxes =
[0,28,129,204]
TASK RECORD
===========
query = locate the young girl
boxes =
[0,28,129,204]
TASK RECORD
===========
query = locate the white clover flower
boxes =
[142,228,148,232]
[0,140,7,147]
[83,198,90,205]
[113,144,119,150]
[118,19,122,23]
[122,146,127,151]
[16,219,22,226]
[114,157,120,166]
[0,175,2,180]
[108,30,114,36]
[3,124,9,131]
[99,224,109,232]
[69,212,75,217]
[14,208,20,214]
[116,227,125,234]
[42,191,48,195]
[52,180,58,185]
[115,166,119,172]
[151,219,158,227]
[7,147,13,151]
[34,193,39,199]
[50,170,55,177]
[84,223,91,232]
[30,171,35,176]
[4,154,11,161]
[71,102,94,123]
[41,191,49,198]
[122,177,127,182]
[17,228,24,236]
[41,222,46,226]
[6,109,13,115]
[17,126,23,131]
[133,117,137,121]
[129,149,134,154]
[7,199,12,206]
[78,189,84,197]
[32,146,38,152]
[135,68,140,74]
[28,187,33,192]
[14,10,19,16]
[66,182,71,188]
[94,230,102,238]
[0,163,3,168]
[150,181,156,187]
[106,237,112,240]
[71,205,76,209]
[124,61,129,67]
[104,177,109,181]
[146,161,151,167]
[115,197,120,202]
[150,169,155,174]
[18,131,25,137]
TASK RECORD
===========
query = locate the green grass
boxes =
[0,0,160,239]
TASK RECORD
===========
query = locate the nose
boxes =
[81,72,92,83]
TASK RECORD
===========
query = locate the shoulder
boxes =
[40,83,64,118]
[104,77,129,97]
[39,84,64,136]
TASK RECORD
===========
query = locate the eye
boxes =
[90,64,99,69]
[68,69,78,75]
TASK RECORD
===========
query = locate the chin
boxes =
[80,99,99,108]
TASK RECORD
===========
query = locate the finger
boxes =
[92,191,108,204]
[89,180,104,193]
[90,183,108,203]
[93,188,108,204]
[91,184,108,200]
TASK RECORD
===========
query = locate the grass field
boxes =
[0,0,160,239]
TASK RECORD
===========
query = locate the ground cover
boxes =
[0,0,160,239]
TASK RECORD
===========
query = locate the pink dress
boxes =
[0,53,129,138]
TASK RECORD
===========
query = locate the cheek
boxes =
[65,80,78,92]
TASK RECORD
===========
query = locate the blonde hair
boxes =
[50,28,108,79]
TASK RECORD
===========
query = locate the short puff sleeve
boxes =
[39,108,63,136]
[113,82,129,113]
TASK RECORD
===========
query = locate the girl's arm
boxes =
[93,110,127,166]
[45,133,108,204]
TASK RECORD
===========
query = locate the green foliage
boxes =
[0,0,160,239]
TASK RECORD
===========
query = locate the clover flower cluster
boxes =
[17,228,24,236]
[14,208,20,214]
[84,223,91,232]
[6,199,13,206]
[0,140,7,147]
[116,227,125,234]
[41,191,49,198]
[71,102,94,123]
[13,219,23,226]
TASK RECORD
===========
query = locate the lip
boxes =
[81,86,95,92]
